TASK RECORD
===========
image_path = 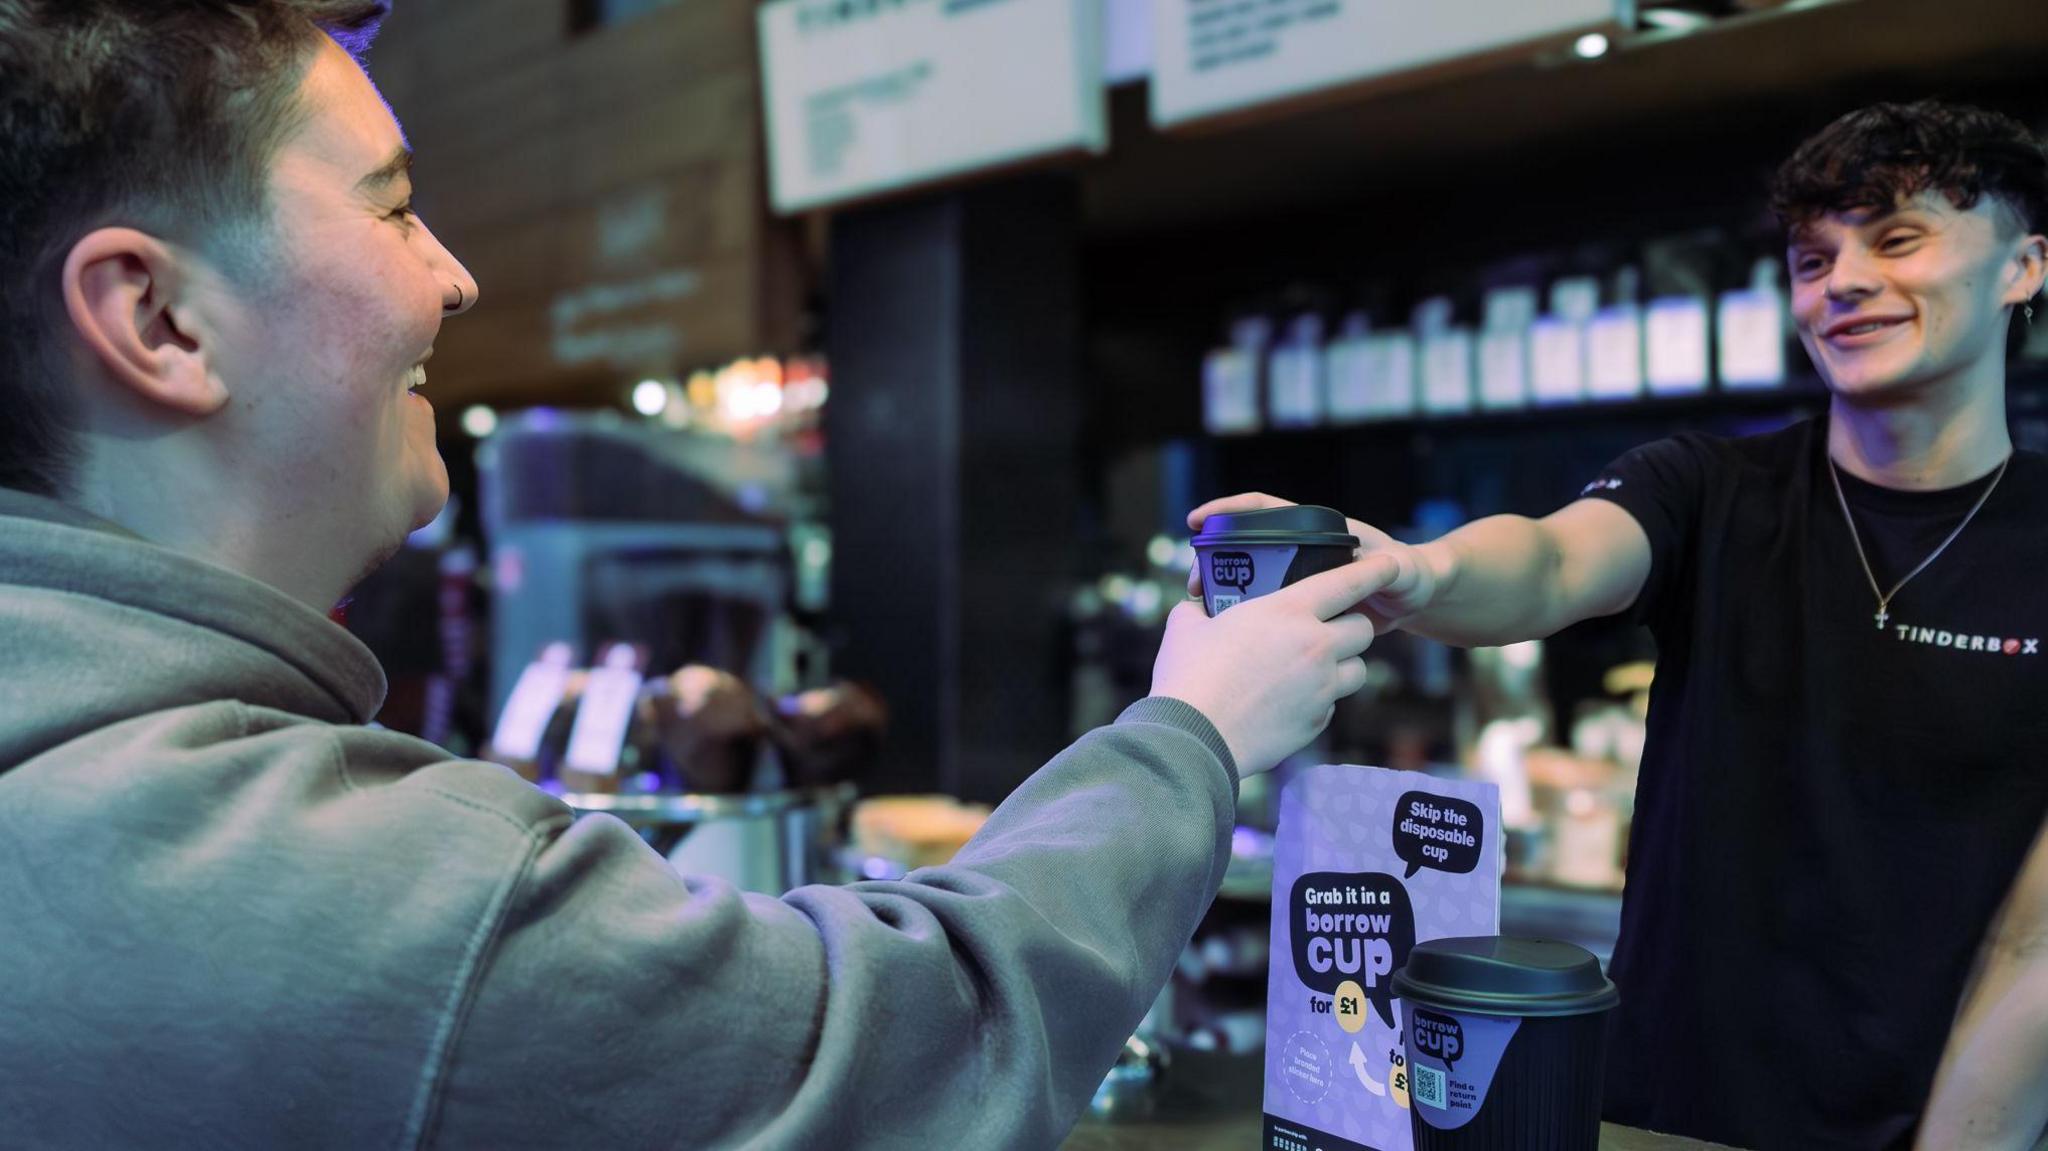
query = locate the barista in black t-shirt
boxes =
[1193,101,2048,1151]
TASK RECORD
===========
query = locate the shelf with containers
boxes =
[1200,251,1804,436]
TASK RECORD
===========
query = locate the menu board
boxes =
[1152,0,1622,129]
[758,0,1108,213]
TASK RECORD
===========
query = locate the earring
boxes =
[2028,302,2037,325]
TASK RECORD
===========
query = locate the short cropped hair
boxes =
[0,0,390,496]
[1772,99,2048,238]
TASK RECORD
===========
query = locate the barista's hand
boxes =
[1150,560,1394,776]
[1189,492,1442,633]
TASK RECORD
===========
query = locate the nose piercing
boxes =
[448,283,466,312]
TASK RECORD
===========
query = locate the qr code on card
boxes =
[1210,593,1243,613]
[1412,1062,1446,1109]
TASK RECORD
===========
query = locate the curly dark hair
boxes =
[0,0,390,497]
[1771,100,2048,239]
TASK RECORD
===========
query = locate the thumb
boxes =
[1161,598,1209,639]
[1277,553,1404,620]
[1375,548,1430,600]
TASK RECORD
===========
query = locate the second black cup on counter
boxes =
[1392,936,1619,1151]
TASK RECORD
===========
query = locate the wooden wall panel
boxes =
[363,0,794,411]
[416,71,758,235]
[562,0,760,95]
[434,160,759,309]
[374,0,567,92]
[431,250,762,403]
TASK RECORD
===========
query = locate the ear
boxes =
[61,228,230,418]
[2003,229,2048,310]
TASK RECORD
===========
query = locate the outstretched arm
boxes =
[1190,494,1652,648]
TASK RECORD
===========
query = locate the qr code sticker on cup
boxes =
[1211,593,1243,613]
[1412,1062,1446,1110]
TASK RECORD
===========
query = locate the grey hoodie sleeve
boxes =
[424,698,1239,1151]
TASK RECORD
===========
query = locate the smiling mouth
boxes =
[1824,317,1909,341]
[406,349,435,396]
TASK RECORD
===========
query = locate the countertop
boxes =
[1060,1048,1734,1151]
[1063,1116,1733,1150]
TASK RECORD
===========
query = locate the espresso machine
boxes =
[477,411,855,893]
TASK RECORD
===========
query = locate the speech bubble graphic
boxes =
[1393,791,1485,879]
[1209,550,1256,592]
[1290,871,1416,1028]
[1410,1008,1465,1072]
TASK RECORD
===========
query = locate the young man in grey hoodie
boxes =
[0,4,1396,1148]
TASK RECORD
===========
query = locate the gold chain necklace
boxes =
[1827,453,2009,630]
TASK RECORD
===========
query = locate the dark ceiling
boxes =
[1079,0,2048,238]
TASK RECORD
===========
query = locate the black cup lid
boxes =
[1391,936,1618,1019]
[1191,505,1358,549]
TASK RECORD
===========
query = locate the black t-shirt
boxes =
[1584,415,2048,1150]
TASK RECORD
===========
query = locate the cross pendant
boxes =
[1875,608,1889,629]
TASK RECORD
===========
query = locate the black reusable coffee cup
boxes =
[1390,937,1618,1151]
[1190,505,1358,616]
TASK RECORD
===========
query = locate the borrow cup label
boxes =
[1263,766,1503,1151]
[1202,544,1298,614]
[1410,1010,1464,1071]
[1405,1009,1521,1131]
[1212,551,1256,593]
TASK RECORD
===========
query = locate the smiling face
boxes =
[1788,190,2039,405]
[210,37,478,579]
